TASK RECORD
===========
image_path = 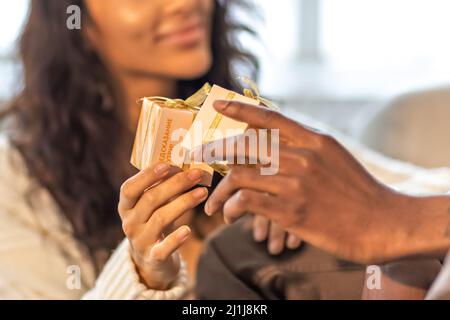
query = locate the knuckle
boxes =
[231,101,244,115]
[142,166,156,180]
[302,149,318,162]
[150,246,166,262]
[235,189,251,205]
[292,199,306,214]
[299,150,318,170]
[287,201,306,224]
[180,171,191,181]
[324,134,338,146]
[261,109,282,126]
[142,190,157,206]
[288,177,302,193]
[227,168,242,185]
[180,171,198,186]
[316,133,336,150]
[121,220,134,237]
[259,194,272,208]
[117,203,125,217]
[150,211,165,229]
[120,180,133,199]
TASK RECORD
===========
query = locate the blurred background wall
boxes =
[1,0,449,167]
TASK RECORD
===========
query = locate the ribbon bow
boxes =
[238,76,280,111]
[142,83,212,112]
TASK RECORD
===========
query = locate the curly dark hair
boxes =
[4,0,258,271]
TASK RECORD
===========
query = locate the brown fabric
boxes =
[195,217,366,300]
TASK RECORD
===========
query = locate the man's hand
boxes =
[193,100,450,264]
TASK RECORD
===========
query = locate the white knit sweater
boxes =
[0,135,189,299]
[1,113,450,299]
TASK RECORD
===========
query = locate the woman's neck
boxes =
[116,72,177,131]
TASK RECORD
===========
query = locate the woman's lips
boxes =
[155,22,206,47]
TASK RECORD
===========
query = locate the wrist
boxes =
[140,272,174,291]
[409,194,450,259]
[131,254,178,291]
[381,190,450,261]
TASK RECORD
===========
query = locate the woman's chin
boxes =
[176,68,211,80]
[172,59,213,80]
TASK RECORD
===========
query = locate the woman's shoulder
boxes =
[0,133,64,228]
[0,133,36,195]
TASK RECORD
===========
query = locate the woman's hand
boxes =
[118,163,209,290]
[253,216,302,255]
[193,100,450,265]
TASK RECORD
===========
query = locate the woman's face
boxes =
[85,0,214,80]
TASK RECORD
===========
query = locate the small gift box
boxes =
[131,80,277,187]
[130,84,210,180]
[130,98,195,170]
[181,84,261,178]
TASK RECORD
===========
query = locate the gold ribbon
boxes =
[204,78,278,145]
[238,76,280,111]
[141,82,212,112]
[140,79,278,177]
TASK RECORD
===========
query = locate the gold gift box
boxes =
[131,81,273,187]
[131,84,214,186]
[130,97,195,171]
[181,85,260,177]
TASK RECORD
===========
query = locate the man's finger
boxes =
[213,100,314,143]
[190,132,317,176]
[253,216,270,242]
[205,167,302,216]
[286,234,302,250]
[222,189,286,224]
[190,131,278,167]
[267,223,286,255]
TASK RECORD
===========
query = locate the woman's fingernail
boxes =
[178,226,191,241]
[193,187,208,199]
[187,169,202,181]
[154,163,170,175]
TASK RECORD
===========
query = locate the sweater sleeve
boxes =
[82,239,189,300]
[0,185,190,300]
[0,211,189,300]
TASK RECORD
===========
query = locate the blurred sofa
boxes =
[358,86,450,168]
